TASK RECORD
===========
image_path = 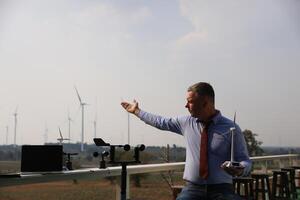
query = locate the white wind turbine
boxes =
[93,98,98,139]
[6,126,9,145]
[121,97,131,145]
[67,109,73,143]
[74,86,88,152]
[127,112,130,144]
[57,127,70,144]
[13,106,18,147]
[44,122,48,144]
[93,113,97,139]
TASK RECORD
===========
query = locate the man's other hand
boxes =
[220,161,245,177]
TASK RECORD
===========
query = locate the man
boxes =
[121,82,251,200]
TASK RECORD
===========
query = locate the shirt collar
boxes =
[196,110,221,125]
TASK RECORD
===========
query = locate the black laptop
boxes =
[21,145,63,173]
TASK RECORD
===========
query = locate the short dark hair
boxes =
[187,82,215,103]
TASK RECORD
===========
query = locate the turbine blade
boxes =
[59,127,63,139]
[233,111,236,125]
[74,86,82,104]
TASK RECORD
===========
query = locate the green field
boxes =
[0,160,183,200]
[0,175,183,200]
[0,161,20,174]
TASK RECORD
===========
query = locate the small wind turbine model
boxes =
[226,111,241,167]
[57,127,70,144]
[74,86,88,152]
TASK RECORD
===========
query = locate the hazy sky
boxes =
[0,0,299,147]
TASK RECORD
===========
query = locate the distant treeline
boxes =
[0,143,186,163]
[262,146,300,155]
[0,143,299,161]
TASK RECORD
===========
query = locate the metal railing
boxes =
[0,154,299,199]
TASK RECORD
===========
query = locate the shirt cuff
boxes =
[240,161,252,176]
[137,110,145,119]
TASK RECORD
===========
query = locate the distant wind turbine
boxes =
[68,110,73,143]
[57,127,70,144]
[127,112,130,144]
[74,86,88,152]
[93,114,97,139]
[13,106,18,147]
[93,98,98,139]
[121,97,131,145]
[44,122,48,144]
[6,126,8,145]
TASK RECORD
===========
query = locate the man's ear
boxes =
[202,96,209,107]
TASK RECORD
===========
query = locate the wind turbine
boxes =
[121,97,131,145]
[67,110,73,143]
[93,113,97,139]
[5,126,8,145]
[57,127,70,144]
[13,106,18,147]
[74,86,88,152]
[44,122,48,144]
[93,98,98,139]
[127,112,130,144]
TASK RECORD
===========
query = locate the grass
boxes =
[0,161,185,200]
[0,180,115,200]
[0,161,20,174]
[0,173,184,200]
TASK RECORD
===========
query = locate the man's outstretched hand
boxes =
[121,100,140,116]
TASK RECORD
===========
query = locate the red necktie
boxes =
[199,123,209,179]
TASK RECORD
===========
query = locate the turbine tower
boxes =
[74,86,88,152]
[13,106,18,147]
[93,98,98,139]
[6,126,8,145]
[93,114,97,139]
[44,122,48,144]
[127,112,130,144]
[68,110,73,143]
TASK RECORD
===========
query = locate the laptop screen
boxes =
[21,145,63,172]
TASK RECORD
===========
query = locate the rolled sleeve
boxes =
[234,126,252,176]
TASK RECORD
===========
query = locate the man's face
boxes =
[185,91,206,118]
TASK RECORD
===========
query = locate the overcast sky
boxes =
[0,0,299,147]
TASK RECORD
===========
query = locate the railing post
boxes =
[126,174,130,200]
[115,178,121,200]
[115,170,130,200]
[265,160,268,174]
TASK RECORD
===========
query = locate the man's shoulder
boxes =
[177,115,194,122]
[216,114,242,131]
